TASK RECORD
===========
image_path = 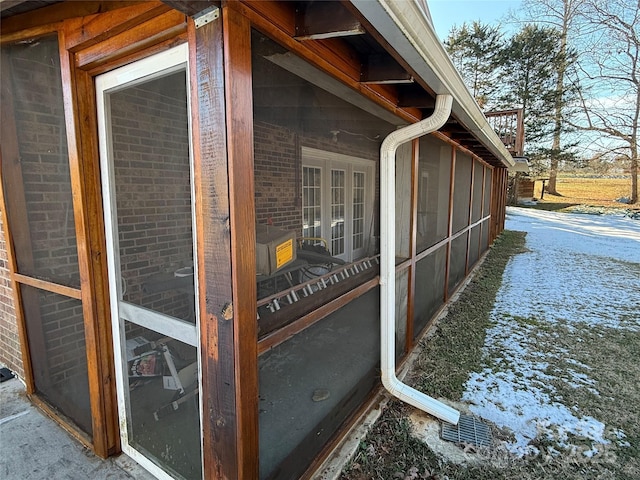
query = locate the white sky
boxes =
[428,0,522,40]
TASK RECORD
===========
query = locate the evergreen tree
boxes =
[499,25,567,169]
[444,21,504,109]
[521,0,586,194]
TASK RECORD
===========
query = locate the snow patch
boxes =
[462,208,639,457]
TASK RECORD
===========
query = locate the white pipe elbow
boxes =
[380,93,460,425]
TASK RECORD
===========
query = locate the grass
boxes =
[527,176,639,214]
[411,231,528,400]
[339,228,640,480]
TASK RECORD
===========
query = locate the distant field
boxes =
[533,176,638,209]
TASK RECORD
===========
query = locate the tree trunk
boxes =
[547,7,569,196]
[631,141,638,204]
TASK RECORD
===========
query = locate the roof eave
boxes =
[350,0,515,168]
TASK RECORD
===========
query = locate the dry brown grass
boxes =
[533,176,638,210]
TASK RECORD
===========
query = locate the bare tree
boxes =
[522,0,585,195]
[572,0,639,203]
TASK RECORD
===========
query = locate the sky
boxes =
[427,0,523,40]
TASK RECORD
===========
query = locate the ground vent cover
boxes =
[441,414,492,448]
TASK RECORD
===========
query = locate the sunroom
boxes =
[0,1,513,479]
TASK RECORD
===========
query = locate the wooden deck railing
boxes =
[485,108,525,157]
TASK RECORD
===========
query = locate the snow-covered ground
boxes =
[462,207,640,457]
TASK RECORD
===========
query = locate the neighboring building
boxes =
[0,1,514,479]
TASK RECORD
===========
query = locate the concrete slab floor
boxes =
[0,372,154,480]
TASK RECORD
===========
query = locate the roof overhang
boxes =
[508,157,530,173]
[350,0,515,168]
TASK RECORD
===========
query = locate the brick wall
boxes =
[110,74,194,321]
[254,122,301,230]
[254,120,380,236]
[7,39,80,288]
[0,214,22,378]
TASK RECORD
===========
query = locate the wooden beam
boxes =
[361,53,413,84]
[160,0,219,17]
[189,7,258,476]
[222,6,259,479]
[58,27,119,458]
[342,1,437,98]
[233,1,422,124]
[465,159,475,275]
[406,139,419,348]
[74,9,186,70]
[64,2,172,52]
[294,1,365,40]
[0,1,32,13]
[189,13,234,475]
[443,147,456,301]
[258,277,378,354]
[0,1,143,36]
[397,88,435,109]
[12,273,81,300]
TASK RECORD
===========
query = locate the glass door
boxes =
[96,44,202,480]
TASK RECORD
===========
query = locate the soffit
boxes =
[1,0,510,167]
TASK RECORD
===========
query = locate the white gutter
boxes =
[508,157,530,173]
[380,94,460,425]
[351,0,515,168]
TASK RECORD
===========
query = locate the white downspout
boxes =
[380,94,460,425]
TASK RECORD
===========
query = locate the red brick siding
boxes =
[7,39,80,287]
[110,79,193,321]
[254,120,380,237]
[0,214,22,377]
[33,290,87,387]
[254,122,301,231]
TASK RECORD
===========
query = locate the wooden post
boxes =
[222,5,259,478]
[395,142,411,353]
[406,139,419,347]
[444,147,456,301]
[58,27,119,457]
[189,5,258,477]
[465,158,475,275]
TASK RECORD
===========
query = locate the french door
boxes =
[301,147,375,262]
[96,44,203,480]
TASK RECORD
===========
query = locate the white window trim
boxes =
[301,147,375,262]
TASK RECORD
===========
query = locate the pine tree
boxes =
[444,21,504,109]
[521,0,586,194]
[499,25,567,172]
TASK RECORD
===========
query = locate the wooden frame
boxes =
[405,139,420,349]
[223,6,259,476]
[0,0,189,461]
[188,5,259,476]
[0,47,41,394]
[59,29,120,457]
[444,147,457,302]
[1,31,106,454]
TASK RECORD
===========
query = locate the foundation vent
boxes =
[441,414,492,448]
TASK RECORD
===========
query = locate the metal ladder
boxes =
[257,255,380,318]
